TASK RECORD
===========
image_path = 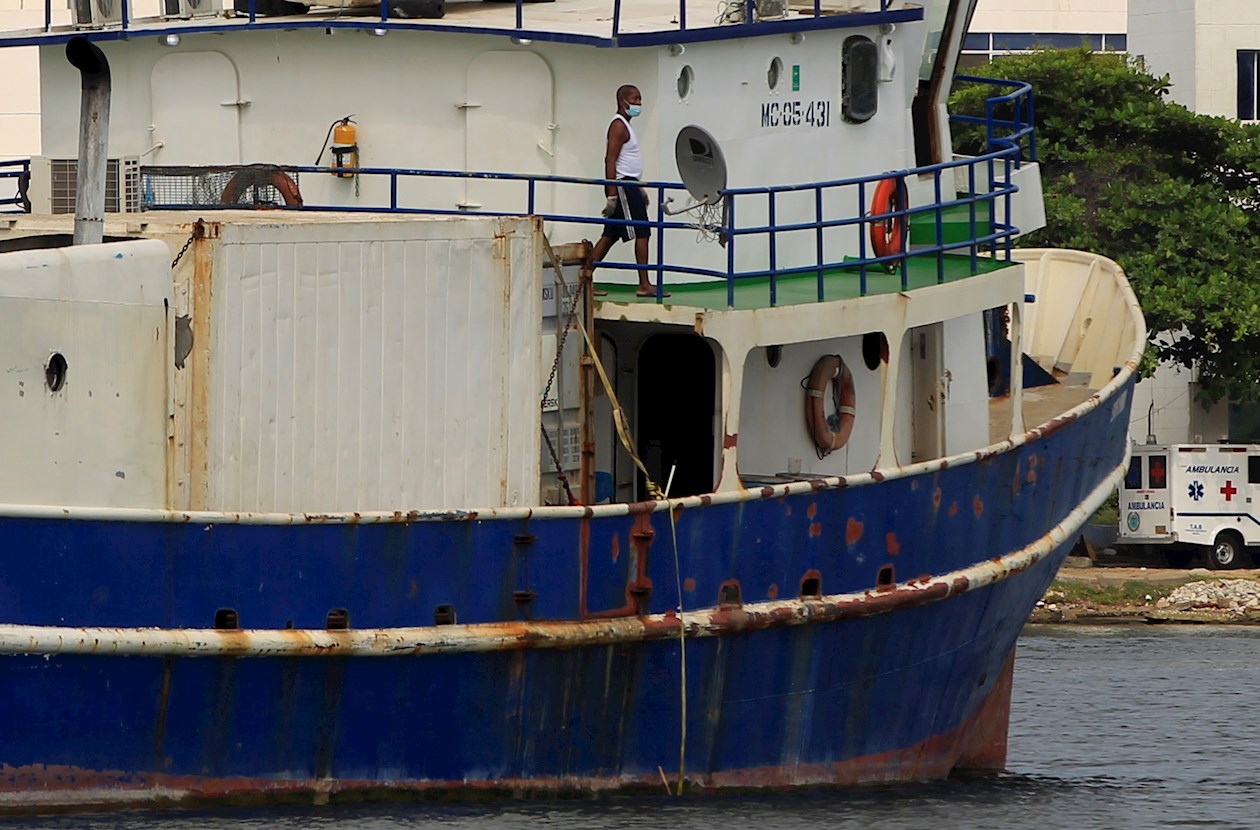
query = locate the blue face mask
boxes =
[627,104,642,118]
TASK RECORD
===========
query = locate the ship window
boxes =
[842,35,878,123]
[1124,456,1142,490]
[1149,455,1167,490]
[1239,50,1259,121]
[768,57,783,90]
[1249,455,1260,485]
[862,332,885,371]
[45,352,67,392]
[678,65,694,100]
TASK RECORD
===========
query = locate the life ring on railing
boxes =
[803,354,856,456]
[869,176,906,259]
[220,168,304,208]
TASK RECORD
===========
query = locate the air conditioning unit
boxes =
[27,157,142,215]
[70,0,124,28]
[163,0,223,19]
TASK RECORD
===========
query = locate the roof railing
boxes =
[34,0,906,41]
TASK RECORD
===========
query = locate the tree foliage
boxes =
[950,48,1260,405]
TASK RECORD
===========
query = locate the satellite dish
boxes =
[674,125,727,207]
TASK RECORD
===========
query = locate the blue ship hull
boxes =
[0,377,1133,807]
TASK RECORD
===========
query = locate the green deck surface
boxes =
[595,252,1013,310]
[908,201,995,245]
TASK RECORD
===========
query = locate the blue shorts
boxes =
[602,179,651,242]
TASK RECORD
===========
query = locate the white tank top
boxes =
[612,114,643,179]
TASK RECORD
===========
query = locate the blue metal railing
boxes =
[136,77,1033,307]
[3,76,1029,308]
[950,76,1037,166]
[40,0,907,41]
[0,159,30,214]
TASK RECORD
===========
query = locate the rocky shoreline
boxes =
[1029,562,1260,624]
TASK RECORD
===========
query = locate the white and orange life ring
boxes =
[804,354,856,456]
[869,176,906,259]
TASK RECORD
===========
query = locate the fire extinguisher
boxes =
[330,116,358,178]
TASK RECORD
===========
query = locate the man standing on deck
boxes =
[589,84,666,298]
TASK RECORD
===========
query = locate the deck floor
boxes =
[990,377,1098,443]
[595,253,1013,310]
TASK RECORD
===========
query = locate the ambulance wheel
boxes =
[1207,532,1244,570]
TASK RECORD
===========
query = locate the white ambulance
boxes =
[1117,443,1260,569]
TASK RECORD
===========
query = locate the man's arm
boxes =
[604,119,629,196]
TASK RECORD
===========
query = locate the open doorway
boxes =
[637,334,716,499]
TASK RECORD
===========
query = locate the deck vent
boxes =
[47,158,140,213]
[876,564,895,589]
[718,580,742,608]
[214,608,239,630]
[325,608,350,630]
[434,604,457,626]
[799,572,822,599]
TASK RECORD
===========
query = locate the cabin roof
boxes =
[0,0,923,49]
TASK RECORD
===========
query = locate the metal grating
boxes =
[142,165,303,210]
[49,158,141,214]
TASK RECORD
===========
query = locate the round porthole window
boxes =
[768,57,783,90]
[678,65,694,100]
[45,352,67,392]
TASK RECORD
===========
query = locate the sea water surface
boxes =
[14,625,1260,830]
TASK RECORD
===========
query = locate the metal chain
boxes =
[170,227,197,271]
[538,242,587,506]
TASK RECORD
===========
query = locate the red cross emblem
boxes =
[1222,480,1238,501]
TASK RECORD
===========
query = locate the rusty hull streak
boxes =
[0,654,1012,810]
[0,454,1124,661]
[0,653,1013,809]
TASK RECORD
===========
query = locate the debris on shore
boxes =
[1029,564,1260,624]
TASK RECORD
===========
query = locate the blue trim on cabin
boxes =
[0,6,923,49]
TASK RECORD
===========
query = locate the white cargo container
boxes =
[1118,442,1260,569]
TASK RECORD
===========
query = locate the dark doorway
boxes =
[637,334,716,499]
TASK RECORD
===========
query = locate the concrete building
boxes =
[964,0,1127,67]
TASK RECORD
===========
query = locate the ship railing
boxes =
[33,0,904,40]
[138,142,1020,308]
[950,75,1037,166]
[0,159,31,215]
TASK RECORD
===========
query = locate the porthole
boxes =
[768,57,784,90]
[677,65,694,100]
[45,352,67,392]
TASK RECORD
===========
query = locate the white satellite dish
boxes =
[674,125,727,207]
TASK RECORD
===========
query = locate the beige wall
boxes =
[0,5,59,158]
[971,0,1126,34]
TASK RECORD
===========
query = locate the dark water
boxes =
[12,626,1260,829]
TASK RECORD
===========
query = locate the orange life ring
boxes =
[221,168,304,208]
[804,354,856,455]
[869,176,906,259]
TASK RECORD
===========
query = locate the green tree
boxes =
[951,48,1260,405]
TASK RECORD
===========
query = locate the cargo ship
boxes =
[0,0,1144,810]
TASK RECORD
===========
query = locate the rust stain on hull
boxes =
[0,651,1015,812]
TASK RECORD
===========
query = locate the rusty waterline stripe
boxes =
[0,455,1126,659]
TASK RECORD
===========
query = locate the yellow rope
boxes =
[540,235,665,502]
